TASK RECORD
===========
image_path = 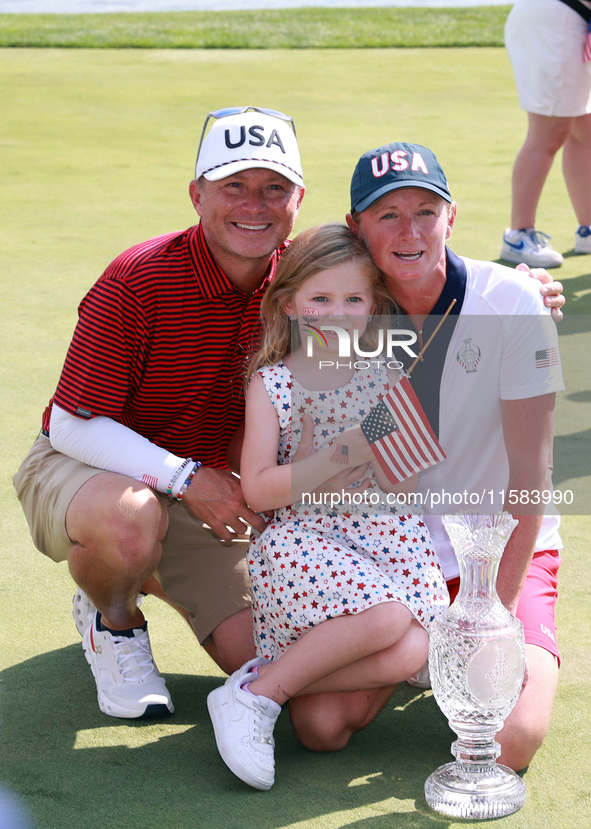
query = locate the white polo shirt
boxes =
[410,251,565,580]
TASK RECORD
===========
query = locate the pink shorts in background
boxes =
[447,548,561,665]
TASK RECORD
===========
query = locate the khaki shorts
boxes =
[13,436,251,643]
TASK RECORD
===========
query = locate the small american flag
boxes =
[361,377,446,486]
[585,20,591,63]
[535,347,558,368]
[331,443,349,465]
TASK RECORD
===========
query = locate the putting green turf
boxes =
[1,47,590,829]
[0,7,511,49]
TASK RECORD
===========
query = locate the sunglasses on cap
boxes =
[196,106,297,163]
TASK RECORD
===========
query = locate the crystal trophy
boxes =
[424,513,526,819]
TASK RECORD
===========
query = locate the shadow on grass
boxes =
[553,314,591,507]
[559,272,591,326]
[553,426,591,492]
[0,645,456,829]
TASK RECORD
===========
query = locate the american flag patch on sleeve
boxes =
[361,376,446,486]
[535,348,558,368]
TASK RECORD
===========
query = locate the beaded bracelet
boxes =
[176,462,202,501]
[166,458,194,500]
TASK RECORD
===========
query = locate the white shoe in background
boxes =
[501,228,563,268]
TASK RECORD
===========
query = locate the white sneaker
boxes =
[82,612,174,719]
[501,228,564,268]
[207,663,281,791]
[73,587,142,637]
[407,661,431,689]
[575,225,591,254]
[224,656,268,686]
[73,588,96,636]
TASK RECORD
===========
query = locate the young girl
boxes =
[208,223,448,791]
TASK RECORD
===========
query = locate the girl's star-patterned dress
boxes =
[249,361,449,662]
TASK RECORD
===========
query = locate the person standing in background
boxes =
[502,0,591,268]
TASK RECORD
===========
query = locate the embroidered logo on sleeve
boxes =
[535,348,558,369]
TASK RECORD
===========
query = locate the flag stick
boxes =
[406,298,457,376]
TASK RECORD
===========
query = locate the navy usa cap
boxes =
[350,142,452,213]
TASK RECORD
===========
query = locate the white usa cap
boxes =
[195,108,304,187]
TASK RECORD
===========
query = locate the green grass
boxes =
[0,7,513,49]
[1,47,590,829]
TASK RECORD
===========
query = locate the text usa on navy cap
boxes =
[350,142,452,213]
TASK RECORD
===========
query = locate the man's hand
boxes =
[517,263,564,321]
[183,466,267,541]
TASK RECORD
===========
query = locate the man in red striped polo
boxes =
[13,107,305,719]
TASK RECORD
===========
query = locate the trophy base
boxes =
[425,761,526,819]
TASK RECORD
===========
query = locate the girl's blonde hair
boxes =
[246,223,392,382]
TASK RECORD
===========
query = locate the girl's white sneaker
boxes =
[207,664,281,791]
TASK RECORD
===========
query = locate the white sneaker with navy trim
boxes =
[501,228,564,268]
[73,587,143,637]
[207,661,281,790]
[575,225,591,254]
[82,611,174,719]
[73,588,96,636]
